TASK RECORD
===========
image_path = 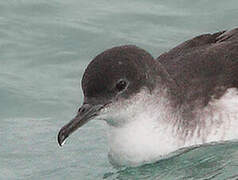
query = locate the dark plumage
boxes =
[158,29,238,104]
[158,28,238,126]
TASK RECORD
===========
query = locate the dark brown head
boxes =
[58,45,160,146]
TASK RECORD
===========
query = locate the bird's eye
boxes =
[116,80,127,92]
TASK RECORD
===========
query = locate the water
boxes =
[1,0,238,179]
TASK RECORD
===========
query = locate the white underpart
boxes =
[98,88,238,167]
[201,88,238,142]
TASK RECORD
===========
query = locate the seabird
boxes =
[58,28,238,167]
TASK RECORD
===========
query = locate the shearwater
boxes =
[58,28,238,167]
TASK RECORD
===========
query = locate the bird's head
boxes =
[58,45,162,146]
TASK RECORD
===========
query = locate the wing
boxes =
[157,28,238,108]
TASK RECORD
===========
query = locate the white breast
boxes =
[199,88,238,143]
[99,88,238,167]
[107,116,179,167]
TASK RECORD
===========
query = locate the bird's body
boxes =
[58,28,238,167]
[105,87,238,166]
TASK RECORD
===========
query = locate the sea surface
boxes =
[1,0,238,179]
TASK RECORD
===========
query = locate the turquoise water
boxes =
[1,0,238,179]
